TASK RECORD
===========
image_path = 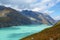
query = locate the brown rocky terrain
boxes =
[21,21,60,40]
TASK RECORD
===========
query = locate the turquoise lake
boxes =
[0,24,51,40]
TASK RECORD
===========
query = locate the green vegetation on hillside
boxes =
[21,21,60,40]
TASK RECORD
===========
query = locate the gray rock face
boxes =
[21,10,55,25]
[0,6,32,28]
[0,6,55,28]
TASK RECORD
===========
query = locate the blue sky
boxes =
[49,2,60,20]
[0,0,60,20]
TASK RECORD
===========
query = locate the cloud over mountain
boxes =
[0,0,59,11]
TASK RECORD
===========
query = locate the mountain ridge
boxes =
[0,6,55,28]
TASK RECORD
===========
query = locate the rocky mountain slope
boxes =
[0,6,55,28]
[21,21,60,40]
[0,6,32,28]
[21,10,55,25]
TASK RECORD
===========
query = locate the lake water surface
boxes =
[0,24,51,40]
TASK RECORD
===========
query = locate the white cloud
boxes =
[32,8,40,11]
[0,0,59,12]
[43,10,55,14]
[0,0,60,20]
[31,0,59,12]
[32,7,45,11]
[9,0,37,3]
[4,4,12,7]
[54,16,60,20]
[1,4,22,11]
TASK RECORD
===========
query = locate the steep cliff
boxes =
[0,6,32,28]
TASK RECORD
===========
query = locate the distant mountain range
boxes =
[21,10,55,25]
[0,6,55,28]
[21,21,60,40]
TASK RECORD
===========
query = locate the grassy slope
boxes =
[21,21,60,40]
